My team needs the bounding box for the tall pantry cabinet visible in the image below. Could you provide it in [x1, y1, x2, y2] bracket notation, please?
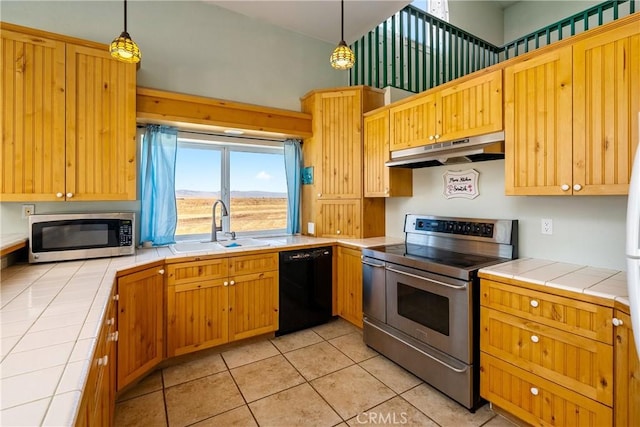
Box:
[0, 23, 137, 201]
[300, 86, 386, 238]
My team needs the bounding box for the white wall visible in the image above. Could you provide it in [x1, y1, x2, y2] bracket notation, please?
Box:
[1, 0, 345, 111]
[385, 160, 628, 271]
[448, 1, 505, 46]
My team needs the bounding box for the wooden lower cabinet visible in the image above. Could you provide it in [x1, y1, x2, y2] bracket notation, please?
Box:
[116, 265, 165, 391]
[166, 253, 279, 357]
[336, 246, 363, 328]
[76, 290, 117, 426]
[480, 277, 615, 426]
[614, 310, 640, 426]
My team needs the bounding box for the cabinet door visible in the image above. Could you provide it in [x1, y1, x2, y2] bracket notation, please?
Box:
[614, 311, 640, 426]
[166, 279, 229, 356]
[65, 44, 136, 201]
[336, 246, 363, 328]
[364, 109, 412, 197]
[504, 46, 573, 196]
[0, 29, 66, 201]
[389, 93, 437, 151]
[318, 89, 362, 199]
[228, 271, 279, 341]
[573, 21, 640, 195]
[117, 266, 164, 391]
[438, 69, 503, 142]
[317, 199, 362, 238]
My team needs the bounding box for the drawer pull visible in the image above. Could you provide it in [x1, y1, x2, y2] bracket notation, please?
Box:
[530, 335, 539, 343]
[530, 300, 539, 308]
[530, 387, 539, 396]
[230, 280, 235, 286]
[613, 317, 624, 327]
[113, 294, 119, 301]
[106, 317, 115, 326]
[158, 269, 165, 275]
[224, 281, 229, 287]
[98, 355, 109, 366]
[109, 331, 119, 342]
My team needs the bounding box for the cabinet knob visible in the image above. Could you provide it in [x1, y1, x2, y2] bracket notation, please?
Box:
[317, 193, 322, 198]
[158, 269, 165, 275]
[336, 230, 341, 234]
[66, 192, 73, 198]
[530, 300, 539, 308]
[230, 280, 235, 286]
[106, 317, 115, 326]
[112, 294, 119, 301]
[56, 192, 64, 198]
[530, 387, 539, 396]
[109, 331, 119, 342]
[385, 188, 389, 194]
[613, 318, 624, 327]
[434, 134, 440, 139]
[428, 135, 434, 141]
[530, 335, 539, 343]
[560, 184, 570, 191]
[573, 184, 582, 192]
[224, 281, 229, 287]
[98, 355, 109, 366]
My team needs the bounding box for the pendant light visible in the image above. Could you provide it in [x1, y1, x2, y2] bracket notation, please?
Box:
[110, 0, 141, 63]
[330, 0, 355, 70]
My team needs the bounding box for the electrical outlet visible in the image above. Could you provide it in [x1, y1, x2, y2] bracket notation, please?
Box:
[21, 204, 35, 219]
[541, 218, 553, 235]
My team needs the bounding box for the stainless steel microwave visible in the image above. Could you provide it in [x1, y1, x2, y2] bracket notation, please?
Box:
[29, 213, 135, 263]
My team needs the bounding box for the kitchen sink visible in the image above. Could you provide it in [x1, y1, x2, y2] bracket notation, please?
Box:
[169, 238, 271, 254]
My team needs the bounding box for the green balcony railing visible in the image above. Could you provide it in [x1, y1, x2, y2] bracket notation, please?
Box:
[351, 0, 637, 93]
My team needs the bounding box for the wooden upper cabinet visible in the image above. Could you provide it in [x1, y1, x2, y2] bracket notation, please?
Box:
[317, 199, 362, 238]
[317, 89, 363, 199]
[0, 29, 66, 201]
[389, 70, 502, 151]
[363, 109, 412, 197]
[573, 20, 640, 196]
[389, 93, 437, 151]
[0, 23, 136, 202]
[65, 44, 137, 201]
[438, 69, 503, 142]
[504, 47, 573, 196]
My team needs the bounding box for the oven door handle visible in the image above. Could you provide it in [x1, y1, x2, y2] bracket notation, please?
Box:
[385, 266, 467, 290]
[362, 260, 385, 268]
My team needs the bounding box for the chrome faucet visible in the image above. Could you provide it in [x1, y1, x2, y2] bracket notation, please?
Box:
[210, 199, 229, 242]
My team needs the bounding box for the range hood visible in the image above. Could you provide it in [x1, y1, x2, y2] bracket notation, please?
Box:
[386, 131, 505, 168]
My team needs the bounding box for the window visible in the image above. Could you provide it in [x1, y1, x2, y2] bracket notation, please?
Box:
[174, 132, 287, 240]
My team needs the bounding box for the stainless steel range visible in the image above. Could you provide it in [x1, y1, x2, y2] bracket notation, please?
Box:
[361, 214, 517, 411]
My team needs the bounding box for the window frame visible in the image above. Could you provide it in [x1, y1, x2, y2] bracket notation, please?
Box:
[174, 131, 287, 242]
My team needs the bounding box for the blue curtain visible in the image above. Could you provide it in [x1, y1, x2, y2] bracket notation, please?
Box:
[284, 139, 302, 234]
[140, 125, 178, 245]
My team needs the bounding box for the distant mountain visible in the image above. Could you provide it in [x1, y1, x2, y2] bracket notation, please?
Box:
[176, 189, 287, 198]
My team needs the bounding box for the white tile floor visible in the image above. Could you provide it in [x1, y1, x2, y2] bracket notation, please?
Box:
[114, 318, 515, 427]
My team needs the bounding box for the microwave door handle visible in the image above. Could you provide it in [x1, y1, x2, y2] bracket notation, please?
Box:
[385, 266, 467, 290]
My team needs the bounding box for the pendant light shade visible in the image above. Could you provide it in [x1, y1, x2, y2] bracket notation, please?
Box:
[330, 0, 355, 70]
[110, 0, 141, 63]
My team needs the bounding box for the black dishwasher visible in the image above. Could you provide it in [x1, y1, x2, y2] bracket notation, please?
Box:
[277, 246, 333, 336]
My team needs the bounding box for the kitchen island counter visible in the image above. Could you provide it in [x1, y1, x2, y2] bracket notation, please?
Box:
[0, 235, 401, 425]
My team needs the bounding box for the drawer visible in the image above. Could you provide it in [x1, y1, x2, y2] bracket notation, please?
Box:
[229, 253, 278, 276]
[480, 353, 612, 426]
[481, 308, 613, 406]
[480, 279, 613, 344]
[167, 259, 229, 286]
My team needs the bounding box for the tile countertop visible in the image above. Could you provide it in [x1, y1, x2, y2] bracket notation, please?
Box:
[479, 258, 629, 307]
[0, 235, 402, 426]
[0, 233, 28, 253]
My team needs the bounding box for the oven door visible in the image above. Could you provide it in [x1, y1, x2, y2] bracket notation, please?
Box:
[385, 262, 472, 363]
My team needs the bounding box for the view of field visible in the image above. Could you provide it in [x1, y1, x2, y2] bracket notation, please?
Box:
[176, 197, 287, 236]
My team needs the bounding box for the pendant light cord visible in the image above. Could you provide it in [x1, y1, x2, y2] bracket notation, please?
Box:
[341, 0, 344, 41]
[124, 0, 128, 33]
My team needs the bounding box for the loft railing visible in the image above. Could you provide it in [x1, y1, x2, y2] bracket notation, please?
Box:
[503, 0, 636, 58]
[351, 0, 637, 93]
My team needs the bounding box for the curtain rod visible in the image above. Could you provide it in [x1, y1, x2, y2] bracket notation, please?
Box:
[136, 125, 291, 143]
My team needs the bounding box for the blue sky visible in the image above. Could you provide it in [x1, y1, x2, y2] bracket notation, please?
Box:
[175, 146, 287, 193]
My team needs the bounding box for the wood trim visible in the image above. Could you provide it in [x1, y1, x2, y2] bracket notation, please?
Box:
[136, 87, 312, 138]
[0, 21, 109, 50]
[0, 241, 26, 257]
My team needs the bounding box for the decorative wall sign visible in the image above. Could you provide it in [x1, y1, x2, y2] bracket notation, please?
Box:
[443, 169, 479, 199]
[302, 166, 314, 185]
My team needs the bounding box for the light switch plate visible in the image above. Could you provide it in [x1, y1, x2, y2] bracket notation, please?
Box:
[308, 222, 315, 235]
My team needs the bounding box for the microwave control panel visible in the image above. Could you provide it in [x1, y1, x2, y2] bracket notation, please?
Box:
[119, 220, 133, 246]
